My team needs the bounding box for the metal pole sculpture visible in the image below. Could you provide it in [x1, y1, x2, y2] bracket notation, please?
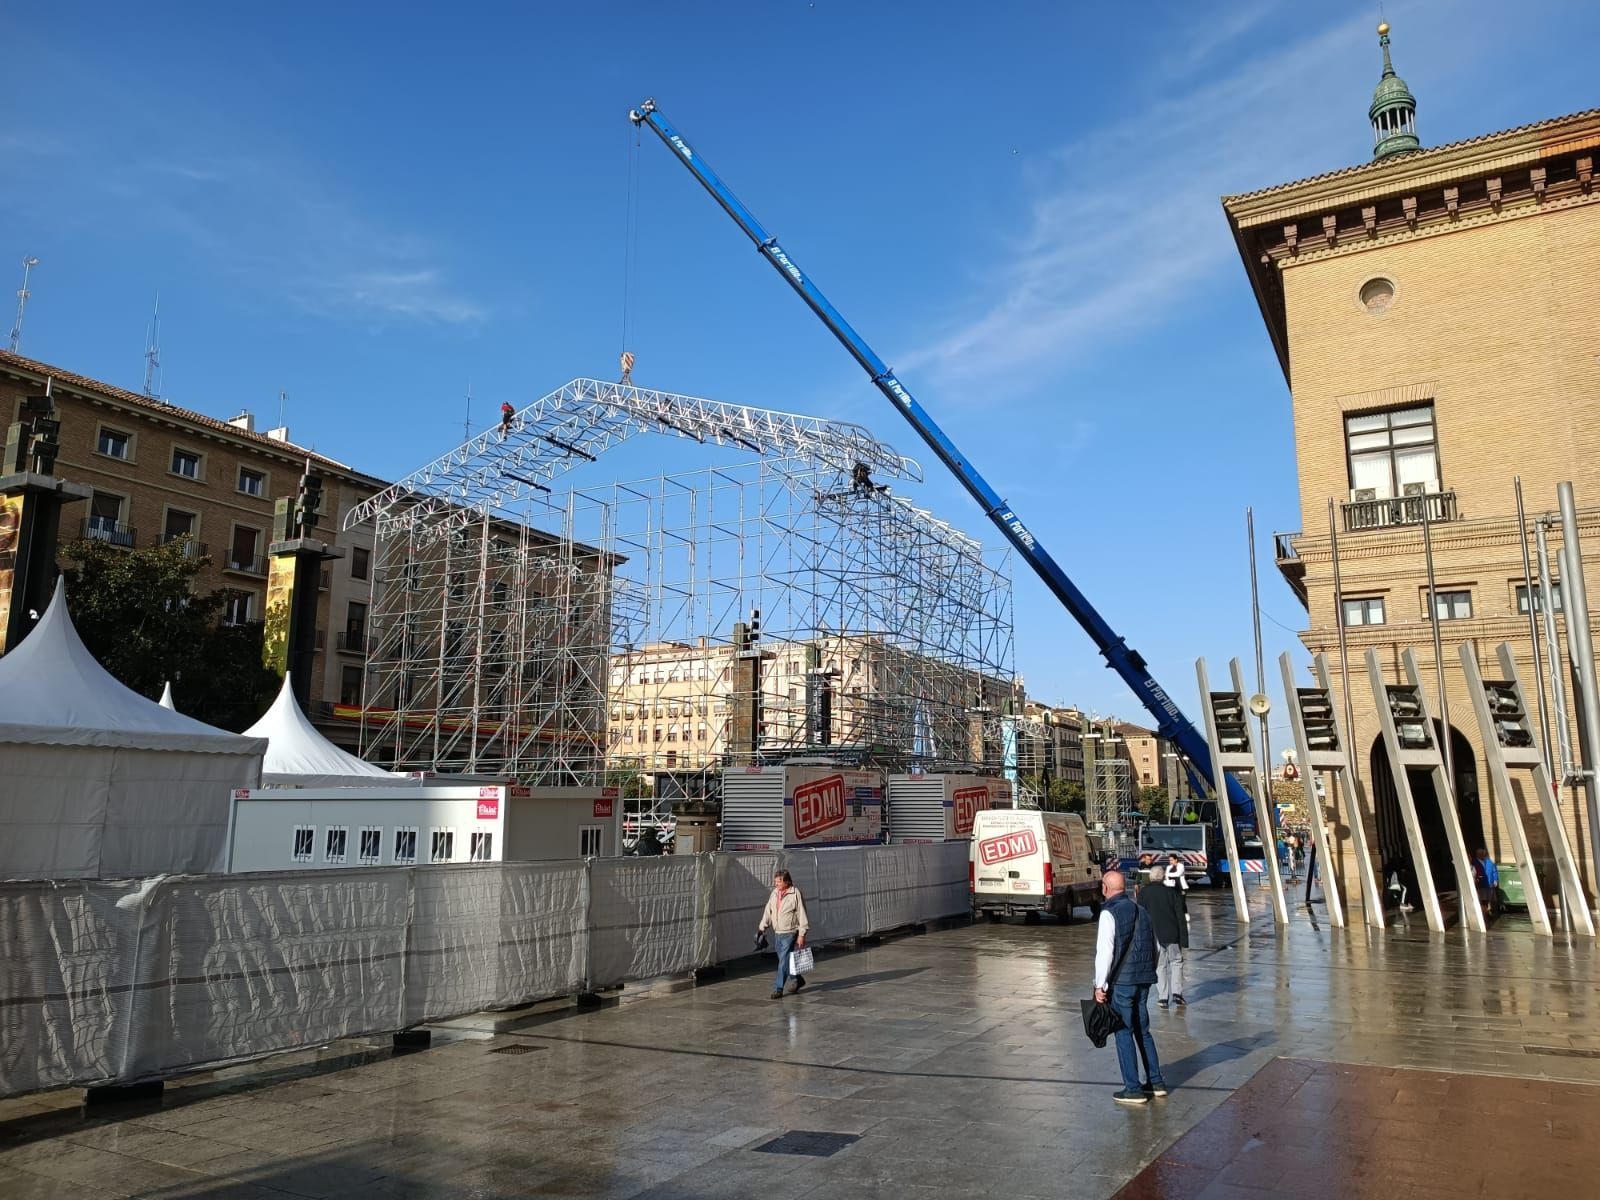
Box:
[1197, 657, 1253, 925]
[1366, 648, 1448, 932]
[1280, 653, 1348, 927]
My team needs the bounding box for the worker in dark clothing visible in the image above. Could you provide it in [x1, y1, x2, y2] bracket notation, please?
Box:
[1138, 867, 1189, 1009]
[500, 402, 515, 436]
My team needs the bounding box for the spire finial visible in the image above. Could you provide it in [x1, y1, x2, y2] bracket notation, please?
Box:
[1368, 20, 1419, 160]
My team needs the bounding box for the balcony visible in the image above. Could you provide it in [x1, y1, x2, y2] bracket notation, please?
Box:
[1342, 490, 1457, 533]
[159, 534, 208, 559]
[225, 553, 269, 577]
[83, 517, 136, 548]
[1273, 531, 1307, 607]
[337, 630, 368, 654]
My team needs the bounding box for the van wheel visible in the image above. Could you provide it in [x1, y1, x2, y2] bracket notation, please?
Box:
[1023, 910, 1041, 925]
[985, 911, 1003, 923]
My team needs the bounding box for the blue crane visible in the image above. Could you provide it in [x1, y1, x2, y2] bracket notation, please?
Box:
[630, 99, 1254, 821]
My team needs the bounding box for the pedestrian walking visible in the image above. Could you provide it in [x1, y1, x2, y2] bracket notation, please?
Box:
[756, 868, 809, 1000]
[1164, 852, 1189, 891]
[1093, 869, 1167, 1105]
[1473, 848, 1501, 919]
[1138, 867, 1188, 1010]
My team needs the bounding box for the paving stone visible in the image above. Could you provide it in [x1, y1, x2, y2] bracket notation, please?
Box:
[4, 893, 1600, 1199]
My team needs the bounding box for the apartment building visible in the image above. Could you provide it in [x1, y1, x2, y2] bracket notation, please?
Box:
[1015, 700, 1085, 789]
[0, 349, 383, 744]
[607, 634, 1019, 783]
[1223, 27, 1600, 900]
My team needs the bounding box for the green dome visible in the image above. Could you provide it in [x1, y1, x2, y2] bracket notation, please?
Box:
[1369, 24, 1419, 159]
[1370, 72, 1416, 115]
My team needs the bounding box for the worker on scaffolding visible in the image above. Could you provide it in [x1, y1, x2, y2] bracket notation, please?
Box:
[499, 402, 515, 438]
[850, 461, 887, 496]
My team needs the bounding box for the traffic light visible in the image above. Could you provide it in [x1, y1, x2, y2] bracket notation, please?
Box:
[27, 416, 59, 474]
[3, 394, 57, 475]
[296, 471, 324, 532]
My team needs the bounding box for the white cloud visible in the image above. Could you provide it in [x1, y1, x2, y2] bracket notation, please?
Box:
[318, 268, 486, 324]
[0, 110, 485, 328]
[903, 6, 1471, 385]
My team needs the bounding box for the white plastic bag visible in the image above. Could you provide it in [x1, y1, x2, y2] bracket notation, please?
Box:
[789, 946, 815, 975]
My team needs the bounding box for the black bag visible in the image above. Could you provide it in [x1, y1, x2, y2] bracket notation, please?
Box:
[1080, 907, 1135, 1047]
[1080, 997, 1123, 1047]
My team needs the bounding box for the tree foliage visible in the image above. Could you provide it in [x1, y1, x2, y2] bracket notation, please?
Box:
[1019, 775, 1086, 814]
[60, 538, 280, 732]
[1136, 785, 1171, 823]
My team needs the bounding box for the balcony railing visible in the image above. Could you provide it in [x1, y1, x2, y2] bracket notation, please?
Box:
[225, 553, 269, 576]
[159, 534, 208, 558]
[83, 518, 136, 548]
[1342, 490, 1457, 533]
[337, 630, 367, 653]
[1272, 530, 1308, 607]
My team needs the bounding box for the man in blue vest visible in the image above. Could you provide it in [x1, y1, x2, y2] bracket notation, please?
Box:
[1093, 869, 1168, 1105]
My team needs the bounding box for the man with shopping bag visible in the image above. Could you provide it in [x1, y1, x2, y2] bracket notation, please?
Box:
[757, 868, 810, 999]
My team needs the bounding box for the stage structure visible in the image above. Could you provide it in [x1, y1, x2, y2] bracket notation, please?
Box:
[345, 380, 1018, 823]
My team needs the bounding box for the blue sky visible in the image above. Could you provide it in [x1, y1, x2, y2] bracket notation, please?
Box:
[5, 0, 1597, 729]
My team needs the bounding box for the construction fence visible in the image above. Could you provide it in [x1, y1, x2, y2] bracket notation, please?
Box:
[0, 842, 968, 1100]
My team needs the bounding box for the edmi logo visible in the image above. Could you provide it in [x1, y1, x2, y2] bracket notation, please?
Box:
[977, 827, 1037, 866]
[1044, 821, 1074, 864]
[794, 774, 846, 840]
[952, 785, 989, 836]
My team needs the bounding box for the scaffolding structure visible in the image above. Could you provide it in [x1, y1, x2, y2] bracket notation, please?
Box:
[348, 379, 1017, 815]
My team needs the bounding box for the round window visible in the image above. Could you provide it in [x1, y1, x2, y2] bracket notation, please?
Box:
[1359, 277, 1396, 314]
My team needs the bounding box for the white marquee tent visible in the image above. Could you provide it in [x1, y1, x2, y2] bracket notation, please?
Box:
[0, 581, 266, 880]
[244, 674, 404, 788]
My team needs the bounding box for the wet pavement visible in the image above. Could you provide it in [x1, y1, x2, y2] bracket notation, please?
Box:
[2, 886, 1597, 1198]
[1111, 1056, 1599, 1200]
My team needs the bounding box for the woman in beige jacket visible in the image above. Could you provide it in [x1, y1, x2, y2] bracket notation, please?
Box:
[757, 868, 810, 999]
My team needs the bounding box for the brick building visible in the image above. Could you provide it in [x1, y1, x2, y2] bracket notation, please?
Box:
[1223, 26, 1600, 905]
[0, 349, 384, 746]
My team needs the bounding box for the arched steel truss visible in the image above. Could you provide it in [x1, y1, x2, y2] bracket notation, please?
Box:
[344, 377, 922, 536]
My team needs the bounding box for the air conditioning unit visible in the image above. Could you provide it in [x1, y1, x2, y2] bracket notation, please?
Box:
[1401, 480, 1438, 497]
[1350, 488, 1379, 503]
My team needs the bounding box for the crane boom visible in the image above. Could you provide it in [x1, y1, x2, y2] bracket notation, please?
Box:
[630, 99, 1254, 820]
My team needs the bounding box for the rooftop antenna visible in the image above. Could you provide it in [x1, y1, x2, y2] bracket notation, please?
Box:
[9, 256, 39, 353]
[278, 389, 287, 428]
[142, 293, 163, 400]
[464, 375, 473, 443]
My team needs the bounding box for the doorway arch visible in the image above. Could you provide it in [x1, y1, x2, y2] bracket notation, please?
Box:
[1369, 722, 1484, 897]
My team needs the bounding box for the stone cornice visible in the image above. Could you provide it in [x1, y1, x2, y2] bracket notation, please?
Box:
[1274, 186, 1599, 270]
[1222, 109, 1600, 224]
[1221, 108, 1600, 387]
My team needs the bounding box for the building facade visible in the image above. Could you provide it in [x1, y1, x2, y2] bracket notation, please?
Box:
[1016, 700, 1086, 792]
[0, 349, 384, 744]
[607, 635, 1020, 786]
[1223, 28, 1600, 903]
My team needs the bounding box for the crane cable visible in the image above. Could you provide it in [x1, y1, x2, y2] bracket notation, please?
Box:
[619, 121, 642, 385]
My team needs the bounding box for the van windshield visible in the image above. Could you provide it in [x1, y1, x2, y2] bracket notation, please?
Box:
[1140, 826, 1204, 852]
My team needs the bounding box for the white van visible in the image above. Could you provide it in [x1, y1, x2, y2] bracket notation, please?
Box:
[970, 809, 1103, 922]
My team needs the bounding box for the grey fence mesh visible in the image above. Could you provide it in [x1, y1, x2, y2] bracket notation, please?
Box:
[0, 843, 968, 1098]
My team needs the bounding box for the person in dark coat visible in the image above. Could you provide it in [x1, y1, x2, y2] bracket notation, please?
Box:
[1094, 870, 1167, 1105]
[1138, 866, 1189, 1009]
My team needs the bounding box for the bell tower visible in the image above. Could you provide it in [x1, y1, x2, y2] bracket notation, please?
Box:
[1369, 22, 1420, 160]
